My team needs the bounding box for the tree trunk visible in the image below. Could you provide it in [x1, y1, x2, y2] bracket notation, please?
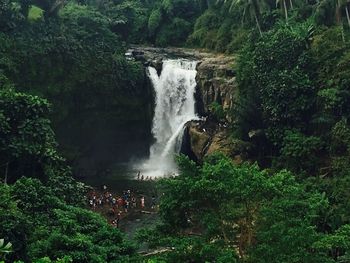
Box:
[254, 12, 263, 37]
[336, 0, 346, 42]
[289, 0, 294, 9]
[221, 224, 229, 244]
[238, 226, 244, 258]
[283, 0, 288, 22]
[4, 162, 8, 185]
[346, 5, 350, 28]
[245, 203, 254, 248]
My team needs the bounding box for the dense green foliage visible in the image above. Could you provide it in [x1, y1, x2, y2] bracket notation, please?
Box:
[2, 0, 350, 261]
[0, 0, 155, 175]
[138, 155, 350, 262]
[0, 2, 149, 259]
[124, 0, 350, 262]
[220, 4, 350, 262]
[0, 89, 60, 183]
[1, 178, 136, 262]
[0, 88, 137, 262]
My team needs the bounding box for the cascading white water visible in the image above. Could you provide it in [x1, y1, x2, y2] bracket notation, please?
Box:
[137, 59, 198, 178]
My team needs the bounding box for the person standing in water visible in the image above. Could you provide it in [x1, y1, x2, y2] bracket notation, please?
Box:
[151, 195, 156, 209]
[140, 196, 145, 209]
[116, 212, 121, 228]
[132, 196, 137, 208]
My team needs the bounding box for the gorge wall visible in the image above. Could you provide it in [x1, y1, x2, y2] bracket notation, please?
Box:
[195, 53, 236, 117]
[189, 52, 242, 162]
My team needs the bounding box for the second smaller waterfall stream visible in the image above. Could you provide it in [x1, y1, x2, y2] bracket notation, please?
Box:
[137, 59, 199, 178]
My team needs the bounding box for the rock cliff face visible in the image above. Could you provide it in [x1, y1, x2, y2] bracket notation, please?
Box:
[129, 47, 241, 162]
[128, 47, 237, 117]
[190, 53, 239, 161]
[195, 54, 236, 118]
[184, 120, 250, 163]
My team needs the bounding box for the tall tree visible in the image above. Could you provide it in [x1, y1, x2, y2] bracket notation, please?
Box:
[216, 0, 267, 36]
[276, 0, 289, 21]
[0, 89, 60, 183]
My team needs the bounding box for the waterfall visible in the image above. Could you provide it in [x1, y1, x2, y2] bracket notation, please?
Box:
[137, 59, 198, 178]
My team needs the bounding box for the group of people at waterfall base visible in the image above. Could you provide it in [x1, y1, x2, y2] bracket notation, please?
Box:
[87, 185, 157, 228]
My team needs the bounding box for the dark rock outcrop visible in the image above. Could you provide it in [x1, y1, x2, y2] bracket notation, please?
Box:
[185, 120, 250, 163]
[195, 54, 236, 120]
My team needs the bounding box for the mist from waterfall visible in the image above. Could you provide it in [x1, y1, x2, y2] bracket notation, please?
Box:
[137, 59, 198, 178]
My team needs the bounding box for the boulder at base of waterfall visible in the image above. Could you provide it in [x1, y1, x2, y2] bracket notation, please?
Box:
[186, 120, 252, 163]
[188, 123, 210, 161]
